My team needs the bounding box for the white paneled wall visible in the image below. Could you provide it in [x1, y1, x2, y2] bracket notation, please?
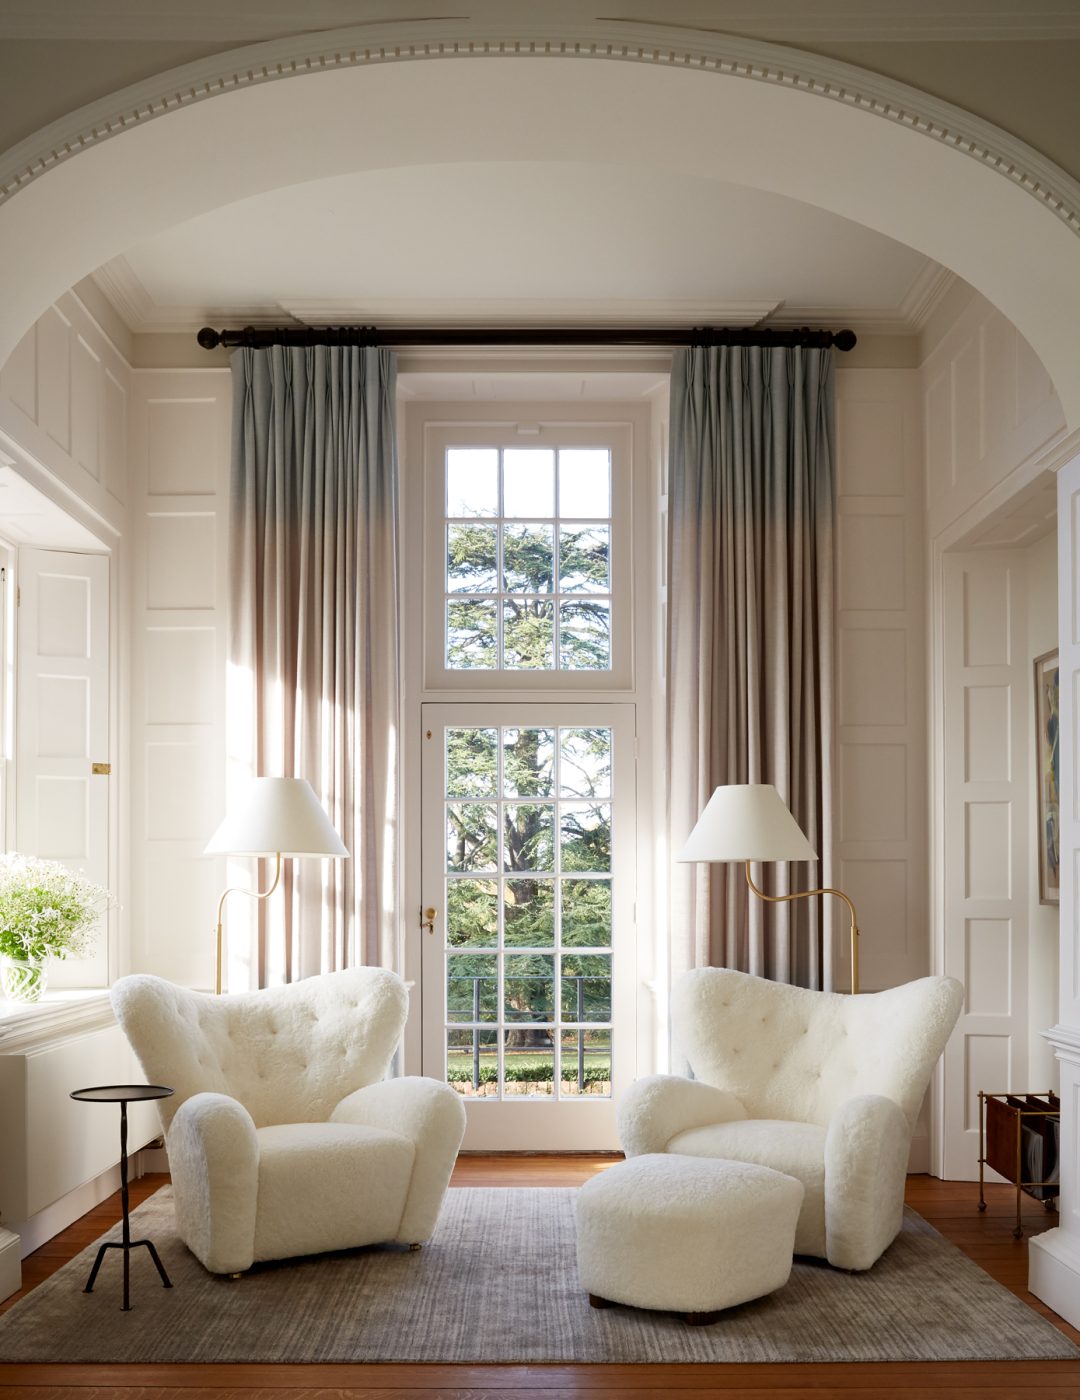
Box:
[926, 285, 1069, 1180]
[925, 290, 1066, 543]
[835, 370, 926, 994]
[0, 292, 129, 536]
[128, 371, 230, 989]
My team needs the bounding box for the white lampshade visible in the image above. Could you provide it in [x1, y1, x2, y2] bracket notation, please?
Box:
[678, 784, 817, 864]
[204, 777, 349, 858]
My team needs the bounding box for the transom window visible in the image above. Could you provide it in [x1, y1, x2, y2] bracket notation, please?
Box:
[444, 446, 613, 672]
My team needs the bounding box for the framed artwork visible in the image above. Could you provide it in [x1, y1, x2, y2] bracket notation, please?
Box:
[1034, 649, 1060, 906]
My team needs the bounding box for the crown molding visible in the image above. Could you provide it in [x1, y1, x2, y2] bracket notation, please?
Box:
[1, 18, 1079, 247]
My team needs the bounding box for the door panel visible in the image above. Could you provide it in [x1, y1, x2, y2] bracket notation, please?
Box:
[421, 702, 635, 1149]
[15, 547, 110, 988]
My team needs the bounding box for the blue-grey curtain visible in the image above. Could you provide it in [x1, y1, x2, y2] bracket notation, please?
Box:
[667, 345, 836, 990]
[230, 345, 399, 985]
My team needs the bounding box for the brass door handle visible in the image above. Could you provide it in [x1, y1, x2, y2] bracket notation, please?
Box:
[420, 906, 438, 935]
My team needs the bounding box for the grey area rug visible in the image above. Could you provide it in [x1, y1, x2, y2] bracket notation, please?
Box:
[0, 1187, 1076, 1364]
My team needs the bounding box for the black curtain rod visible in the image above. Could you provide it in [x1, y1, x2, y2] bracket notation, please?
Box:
[197, 324, 857, 352]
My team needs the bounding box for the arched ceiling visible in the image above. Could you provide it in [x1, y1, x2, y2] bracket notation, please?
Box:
[94, 162, 942, 336]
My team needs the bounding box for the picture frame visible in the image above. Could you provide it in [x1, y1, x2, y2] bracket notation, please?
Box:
[1034, 648, 1060, 906]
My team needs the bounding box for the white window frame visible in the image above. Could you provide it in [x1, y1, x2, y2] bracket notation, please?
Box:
[422, 420, 634, 691]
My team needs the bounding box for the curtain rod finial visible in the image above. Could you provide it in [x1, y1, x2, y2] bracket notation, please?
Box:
[197, 327, 222, 350]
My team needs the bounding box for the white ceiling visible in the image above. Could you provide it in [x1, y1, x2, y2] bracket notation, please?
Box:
[94, 162, 950, 336]
[2, 1, 1077, 42]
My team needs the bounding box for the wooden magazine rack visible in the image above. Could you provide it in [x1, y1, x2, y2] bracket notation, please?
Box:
[977, 1090, 1059, 1238]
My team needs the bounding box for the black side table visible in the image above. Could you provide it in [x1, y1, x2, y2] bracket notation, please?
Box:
[70, 1084, 174, 1311]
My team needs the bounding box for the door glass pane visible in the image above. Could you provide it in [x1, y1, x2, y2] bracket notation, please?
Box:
[560, 877, 611, 947]
[448, 1028, 498, 1097]
[560, 802, 612, 872]
[559, 727, 611, 798]
[504, 876, 555, 946]
[446, 878, 499, 948]
[503, 1029, 554, 1097]
[447, 953, 497, 1022]
[446, 728, 498, 798]
[559, 1027, 612, 1095]
[503, 803, 555, 871]
[561, 953, 612, 1021]
[447, 803, 498, 871]
[439, 723, 615, 1101]
[503, 728, 555, 797]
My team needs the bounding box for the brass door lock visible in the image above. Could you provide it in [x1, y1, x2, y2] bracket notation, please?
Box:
[420, 907, 438, 935]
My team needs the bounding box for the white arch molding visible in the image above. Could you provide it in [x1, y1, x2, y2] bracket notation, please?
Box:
[1, 19, 1080, 418]
[4, 18, 1080, 1326]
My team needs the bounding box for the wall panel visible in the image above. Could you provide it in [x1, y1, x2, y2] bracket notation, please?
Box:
[835, 370, 925, 995]
[128, 370, 229, 988]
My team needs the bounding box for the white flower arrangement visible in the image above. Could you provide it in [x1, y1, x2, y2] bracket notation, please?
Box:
[0, 854, 111, 963]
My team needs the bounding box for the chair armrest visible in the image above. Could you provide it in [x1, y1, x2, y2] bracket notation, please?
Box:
[331, 1076, 466, 1244]
[167, 1092, 259, 1274]
[616, 1074, 746, 1158]
[824, 1093, 912, 1271]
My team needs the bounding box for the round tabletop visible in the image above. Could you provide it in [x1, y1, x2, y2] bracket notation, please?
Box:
[70, 1084, 174, 1104]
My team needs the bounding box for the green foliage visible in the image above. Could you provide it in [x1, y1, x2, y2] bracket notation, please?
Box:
[446, 1055, 611, 1086]
[0, 855, 111, 962]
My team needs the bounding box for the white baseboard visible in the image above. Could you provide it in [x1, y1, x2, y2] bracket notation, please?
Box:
[6, 1157, 143, 1259]
[0, 1228, 20, 1303]
[137, 1145, 169, 1173]
[1029, 1227, 1080, 1330]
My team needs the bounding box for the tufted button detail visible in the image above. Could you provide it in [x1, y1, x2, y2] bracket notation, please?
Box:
[731, 1046, 740, 1054]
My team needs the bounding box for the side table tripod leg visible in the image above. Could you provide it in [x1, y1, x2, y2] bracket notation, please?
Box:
[143, 1239, 173, 1288]
[83, 1242, 109, 1294]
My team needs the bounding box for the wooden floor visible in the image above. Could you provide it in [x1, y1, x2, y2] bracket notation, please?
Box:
[1, 1157, 1078, 1398]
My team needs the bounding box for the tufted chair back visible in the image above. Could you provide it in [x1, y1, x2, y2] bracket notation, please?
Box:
[111, 968, 408, 1132]
[673, 968, 963, 1129]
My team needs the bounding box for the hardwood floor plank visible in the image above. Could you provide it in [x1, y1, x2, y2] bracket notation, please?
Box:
[0, 1161, 1076, 1398]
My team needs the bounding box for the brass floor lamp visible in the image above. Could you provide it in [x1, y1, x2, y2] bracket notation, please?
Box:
[204, 777, 349, 994]
[679, 783, 860, 994]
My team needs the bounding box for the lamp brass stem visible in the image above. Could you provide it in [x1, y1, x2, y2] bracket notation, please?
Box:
[214, 852, 283, 995]
[743, 861, 860, 994]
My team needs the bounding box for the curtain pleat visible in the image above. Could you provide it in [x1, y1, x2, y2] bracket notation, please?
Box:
[667, 345, 836, 991]
[229, 345, 399, 984]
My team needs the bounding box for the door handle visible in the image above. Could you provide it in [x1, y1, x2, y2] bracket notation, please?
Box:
[420, 906, 438, 935]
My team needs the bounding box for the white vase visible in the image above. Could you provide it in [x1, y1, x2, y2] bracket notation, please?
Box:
[1, 956, 48, 1004]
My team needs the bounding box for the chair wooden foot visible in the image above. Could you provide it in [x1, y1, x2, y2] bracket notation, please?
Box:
[229, 1272, 244, 1279]
[408, 1242, 422, 1252]
[685, 1309, 723, 1326]
[588, 1292, 612, 1309]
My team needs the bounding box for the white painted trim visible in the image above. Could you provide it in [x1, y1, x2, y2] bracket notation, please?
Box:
[0, 990, 113, 1052]
[1029, 1229, 1080, 1331]
[0, 1227, 19, 1303]
[1, 19, 1078, 244]
[6, 1158, 137, 1258]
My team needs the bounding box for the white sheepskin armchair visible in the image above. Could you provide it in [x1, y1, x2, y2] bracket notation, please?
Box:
[617, 969, 963, 1271]
[111, 968, 465, 1275]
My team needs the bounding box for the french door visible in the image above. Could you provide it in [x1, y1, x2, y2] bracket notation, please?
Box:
[420, 702, 636, 1149]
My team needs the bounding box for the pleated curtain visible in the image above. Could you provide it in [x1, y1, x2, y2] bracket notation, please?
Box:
[229, 345, 399, 984]
[667, 345, 837, 990]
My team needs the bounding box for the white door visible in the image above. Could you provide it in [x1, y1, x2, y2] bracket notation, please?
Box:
[421, 702, 636, 1149]
[939, 550, 1031, 1178]
[15, 547, 110, 988]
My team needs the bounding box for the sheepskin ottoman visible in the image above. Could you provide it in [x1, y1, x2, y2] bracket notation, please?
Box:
[575, 1153, 804, 1323]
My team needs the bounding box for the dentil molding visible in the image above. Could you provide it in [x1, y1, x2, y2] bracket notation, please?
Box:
[1, 18, 1079, 242]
